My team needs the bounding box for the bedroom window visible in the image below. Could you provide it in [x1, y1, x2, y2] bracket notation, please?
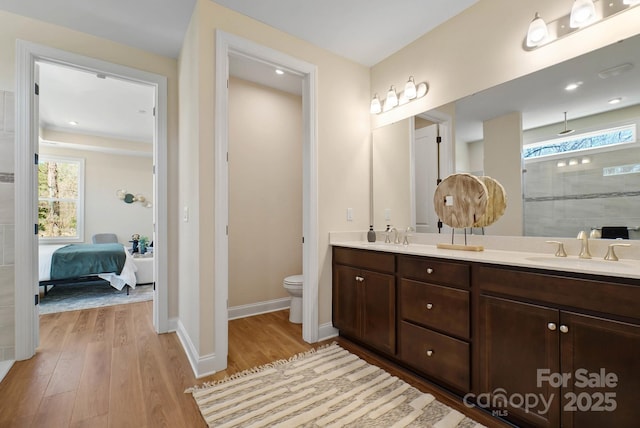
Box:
[38, 156, 85, 242]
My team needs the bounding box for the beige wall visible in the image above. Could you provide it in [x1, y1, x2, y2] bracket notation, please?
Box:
[39, 131, 153, 245]
[483, 112, 523, 236]
[0, 10, 180, 319]
[372, 119, 412, 232]
[178, 0, 371, 356]
[371, 0, 640, 129]
[228, 77, 302, 307]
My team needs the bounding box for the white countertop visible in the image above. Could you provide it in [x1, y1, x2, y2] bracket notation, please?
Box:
[330, 238, 640, 280]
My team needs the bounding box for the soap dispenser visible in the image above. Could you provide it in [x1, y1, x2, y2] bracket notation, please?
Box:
[367, 225, 376, 242]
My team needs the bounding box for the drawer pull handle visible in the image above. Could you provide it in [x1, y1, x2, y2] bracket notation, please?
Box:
[355, 276, 364, 282]
[547, 322, 556, 331]
[426, 303, 433, 310]
[560, 325, 569, 334]
[426, 268, 434, 274]
[426, 349, 434, 357]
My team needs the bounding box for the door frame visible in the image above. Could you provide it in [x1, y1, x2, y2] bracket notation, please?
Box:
[14, 40, 169, 360]
[214, 30, 319, 368]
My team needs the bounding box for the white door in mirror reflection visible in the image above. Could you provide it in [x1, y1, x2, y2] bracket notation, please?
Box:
[414, 123, 451, 234]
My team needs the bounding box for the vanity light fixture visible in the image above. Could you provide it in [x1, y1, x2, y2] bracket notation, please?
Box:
[526, 12, 548, 47]
[569, 159, 579, 166]
[570, 0, 597, 28]
[370, 94, 382, 114]
[524, 0, 639, 50]
[557, 161, 567, 167]
[581, 157, 591, 164]
[370, 77, 428, 115]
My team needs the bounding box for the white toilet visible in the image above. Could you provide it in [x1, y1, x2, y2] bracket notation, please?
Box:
[283, 274, 303, 324]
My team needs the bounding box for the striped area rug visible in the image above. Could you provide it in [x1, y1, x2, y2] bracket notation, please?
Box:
[187, 343, 485, 427]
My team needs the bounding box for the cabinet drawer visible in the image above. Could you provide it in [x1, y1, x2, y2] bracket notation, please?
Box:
[333, 247, 395, 273]
[398, 256, 469, 288]
[398, 321, 470, 392]
[399, 279, 469, 338]
[474, 265, 640, 321]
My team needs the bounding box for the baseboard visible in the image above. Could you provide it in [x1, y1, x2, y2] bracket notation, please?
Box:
[167, 316, 178, 332]
[0, 360, 15, 383]
[175, 319, 218, 379]
[318, 322, 339, 341]
[228, 297, 291, 320]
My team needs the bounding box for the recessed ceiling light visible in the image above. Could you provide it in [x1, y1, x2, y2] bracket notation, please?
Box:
[68, 121, 78, 126]
[275, 69, 284, 75]
[564, 81, 583, 91]
[608, 97, 622, 105]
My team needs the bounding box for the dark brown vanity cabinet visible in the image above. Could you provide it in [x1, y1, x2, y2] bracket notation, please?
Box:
[332, 247, 396, 355]
[397, 256, 471, 393]
[475, 265, 640, 428]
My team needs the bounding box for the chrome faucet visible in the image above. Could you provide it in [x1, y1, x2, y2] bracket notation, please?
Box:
[577, 230, 592, 259]
[384, 226, 397, 244]
[403, 226, 414, 245]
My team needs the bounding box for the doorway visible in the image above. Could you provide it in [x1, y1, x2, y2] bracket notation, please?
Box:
[227, 66, 304, 322]
[36, 60, 155, 314]
[213, 31, 319, 372]
[15, 41, 169, 360]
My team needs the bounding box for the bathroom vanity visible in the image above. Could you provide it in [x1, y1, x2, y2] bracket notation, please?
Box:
[331, 240, 640, 428]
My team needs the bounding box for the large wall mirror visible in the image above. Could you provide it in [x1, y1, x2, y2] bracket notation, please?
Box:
[373, 32, 640, 239]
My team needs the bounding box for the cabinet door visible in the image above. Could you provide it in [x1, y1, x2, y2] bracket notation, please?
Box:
[478, 295, 560, 428]
[361, 270, 396, 355]
[332, 264, 360, 339]
[560, 312, 640, 428]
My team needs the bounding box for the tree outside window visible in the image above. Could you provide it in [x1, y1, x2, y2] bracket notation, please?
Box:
[38, 156, 84, 241]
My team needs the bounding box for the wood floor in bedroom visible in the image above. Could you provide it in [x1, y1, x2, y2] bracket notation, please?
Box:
[0, 303, 505, 428]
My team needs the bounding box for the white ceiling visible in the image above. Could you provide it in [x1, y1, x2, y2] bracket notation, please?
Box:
[2, 0, 479, 141]
[454, 33, 640, 143]
[38, 62, 156, 143]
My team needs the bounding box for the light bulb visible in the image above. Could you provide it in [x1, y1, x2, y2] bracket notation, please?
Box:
[370, 94, 382, 114]
[404, 76, 417, 100]
[570, 0, 596, 28]
[526, 13, 548, 47]
[385, 86, 398, 110]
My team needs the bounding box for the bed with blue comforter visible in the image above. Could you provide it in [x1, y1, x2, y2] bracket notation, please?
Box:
[39, 243, 138, 291]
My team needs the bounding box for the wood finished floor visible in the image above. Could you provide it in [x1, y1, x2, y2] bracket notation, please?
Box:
[0, 302, 506, 428]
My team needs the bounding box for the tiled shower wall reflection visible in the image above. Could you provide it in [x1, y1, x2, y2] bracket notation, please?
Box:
[524, 146, 640, 239]
[0, 90, 15, 361]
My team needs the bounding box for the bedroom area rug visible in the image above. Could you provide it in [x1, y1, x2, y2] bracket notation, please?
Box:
[39, 281, 153, 314]
[187, 343, 485, 428]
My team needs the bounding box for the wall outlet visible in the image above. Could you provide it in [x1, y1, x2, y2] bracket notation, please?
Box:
[183, 206, 189, 222]
[347, 208, 353, 221]
[384, 208, 391, 221]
